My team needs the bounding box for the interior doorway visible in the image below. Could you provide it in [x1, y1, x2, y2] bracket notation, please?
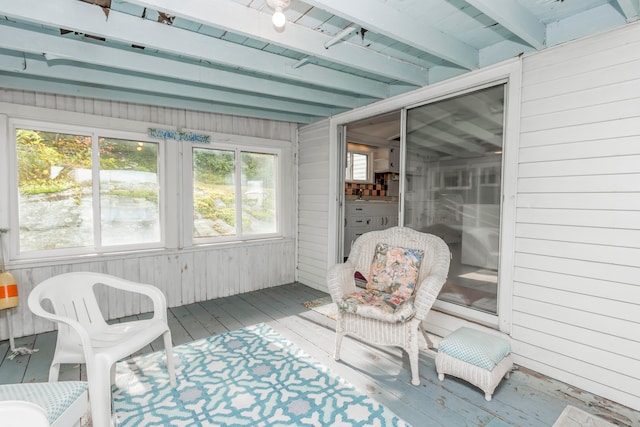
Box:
[342, 111, 401, 259]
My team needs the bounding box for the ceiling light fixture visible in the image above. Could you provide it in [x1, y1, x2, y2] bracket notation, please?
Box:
[267, 0, 290, 29]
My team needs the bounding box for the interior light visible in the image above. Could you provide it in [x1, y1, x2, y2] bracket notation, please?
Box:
[267, 0, 290, 30]
[272, 7, 286, 28]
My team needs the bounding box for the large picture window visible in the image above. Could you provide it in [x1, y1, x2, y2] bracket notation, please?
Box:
[14, 124, 161, 255]
[192, 146, 278, 239]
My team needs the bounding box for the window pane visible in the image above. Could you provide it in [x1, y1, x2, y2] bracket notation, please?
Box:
[99, 138, 160, 246]
[241, 152, 277, 235]
[352, 153, 368, 181]
[193, 148, 236, 237]
[16, 129, 93, 252]
[404, 84, 504, 315]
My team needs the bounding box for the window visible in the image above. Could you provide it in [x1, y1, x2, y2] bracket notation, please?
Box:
[404, 84, 505, 316]
[13, 123, 161, 255]
[192, 146, 278, 239]
[345, 146, 372, 183]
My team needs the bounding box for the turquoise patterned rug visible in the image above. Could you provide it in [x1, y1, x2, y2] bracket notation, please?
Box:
[113, 323, 409, 426]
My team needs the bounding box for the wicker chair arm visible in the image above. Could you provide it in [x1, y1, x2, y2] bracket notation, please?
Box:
[413, 241, 451, 320]
[326, 262, 357, 302]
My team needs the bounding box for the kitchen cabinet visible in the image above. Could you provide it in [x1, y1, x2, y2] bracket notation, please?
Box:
[373, 147, 400, 173]
[344, 201, 398, 257]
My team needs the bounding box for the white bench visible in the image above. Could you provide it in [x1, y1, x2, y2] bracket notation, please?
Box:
[435, 327, 513, 401]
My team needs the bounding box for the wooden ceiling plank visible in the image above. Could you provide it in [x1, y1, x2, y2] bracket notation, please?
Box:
[0, 0, 392, 99]
[0, 72, 318, 123]
[125, 0, 430, 85]
[615, 0, 640, 21]
[465, 0, 546, 50]
[303, 0, 479, 70]
[0, 25, 365, 109]
[0, 52, 339, 117]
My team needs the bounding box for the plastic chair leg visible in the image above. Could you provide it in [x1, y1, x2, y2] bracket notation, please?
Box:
[88, 362, 115, 427]
[48, 362, 61, 382]
[163, 331, 176, 387]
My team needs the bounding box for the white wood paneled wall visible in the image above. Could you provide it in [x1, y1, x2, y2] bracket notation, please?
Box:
[0, 89, 297, 340]
[297, 119, 331, 290]
[515, 22, 640, 410]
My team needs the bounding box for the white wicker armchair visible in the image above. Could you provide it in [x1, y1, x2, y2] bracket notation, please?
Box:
[327, 226, 450, 386]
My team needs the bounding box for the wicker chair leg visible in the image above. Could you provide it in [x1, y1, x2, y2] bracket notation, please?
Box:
[334, 317, 344, 360]
[409, 326, 420, 386]
[334, 333, 343, 360]
[419, 323, 433, 349]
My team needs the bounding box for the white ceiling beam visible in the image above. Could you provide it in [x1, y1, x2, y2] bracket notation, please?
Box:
[0, 72, 317, 123]
[0, 25, 365, 110]
[303, 0, 478, 70]
[0, 53, 337, 118]
[465, 0, 546, 50]
[615, 0, 640, 21]
[124, 0, 430, 86]
[0, 0, 392, 99]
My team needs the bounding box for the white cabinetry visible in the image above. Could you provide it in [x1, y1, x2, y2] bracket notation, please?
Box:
[344, 202, 398, 257]
[374, 147, 400, 173]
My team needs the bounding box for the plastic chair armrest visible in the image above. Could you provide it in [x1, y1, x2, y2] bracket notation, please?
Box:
[27, 294, 96, 360]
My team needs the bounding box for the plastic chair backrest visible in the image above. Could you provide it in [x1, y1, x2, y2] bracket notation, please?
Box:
[29, 272, 109, 336]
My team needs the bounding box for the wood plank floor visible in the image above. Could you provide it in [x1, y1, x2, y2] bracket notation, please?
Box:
[1, 283, 638, 427]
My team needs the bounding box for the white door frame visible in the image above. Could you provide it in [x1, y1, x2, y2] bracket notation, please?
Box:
[327, 57, 522, 334]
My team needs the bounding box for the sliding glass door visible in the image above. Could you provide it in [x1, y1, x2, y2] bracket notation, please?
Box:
[403, 84, 505, 316]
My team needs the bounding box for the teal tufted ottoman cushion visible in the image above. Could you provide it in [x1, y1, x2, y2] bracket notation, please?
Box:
[436, 327, 513, 401]
[0, 381, 88, 425]
[438, 327, 511, 370]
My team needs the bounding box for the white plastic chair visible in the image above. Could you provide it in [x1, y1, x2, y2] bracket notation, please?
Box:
[0, 401, 50, 427]
[28, 272, 176, 427]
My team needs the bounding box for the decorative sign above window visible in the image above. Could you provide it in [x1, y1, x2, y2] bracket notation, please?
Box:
[148, 128, 210, 143]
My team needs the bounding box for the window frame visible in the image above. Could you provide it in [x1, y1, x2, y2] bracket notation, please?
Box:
[345, 145, 374, 184]
[182, 132, 286, 246]
[7, 118, 166, 260]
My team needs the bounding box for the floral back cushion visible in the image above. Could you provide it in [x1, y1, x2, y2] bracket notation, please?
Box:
[366, 243, 424, 299]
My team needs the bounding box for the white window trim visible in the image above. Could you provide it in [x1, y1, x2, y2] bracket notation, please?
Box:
[7, 118, 167, 261]
[345, 149, 374, 184]
[181, 130, 290, 248]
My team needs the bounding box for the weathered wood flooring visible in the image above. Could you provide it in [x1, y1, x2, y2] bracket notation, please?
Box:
[1, 283, 638, 426]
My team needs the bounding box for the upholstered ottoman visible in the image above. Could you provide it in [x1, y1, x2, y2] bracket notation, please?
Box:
[435, 327, 513, 401]
[0, 381, 89, 427]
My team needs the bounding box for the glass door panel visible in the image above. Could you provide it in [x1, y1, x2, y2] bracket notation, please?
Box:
[403, 84, 505, 315]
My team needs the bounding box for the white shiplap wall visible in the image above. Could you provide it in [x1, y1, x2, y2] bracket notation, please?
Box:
[515, 22, 640, 410]
[0, 89, 297, 340]
[297, 119, 331, 290]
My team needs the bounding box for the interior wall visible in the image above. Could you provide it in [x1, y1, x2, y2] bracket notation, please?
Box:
[0, 89, 298, 340]
[296, 119, 331, 290]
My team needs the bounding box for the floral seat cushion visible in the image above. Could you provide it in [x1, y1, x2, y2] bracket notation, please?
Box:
[366, 243, 424, 299]
[338, 243, 425, 323]
[337, 289, 416, 322]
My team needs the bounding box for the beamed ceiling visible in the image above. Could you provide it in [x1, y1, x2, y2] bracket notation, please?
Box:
[0, 0, 637, 124]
